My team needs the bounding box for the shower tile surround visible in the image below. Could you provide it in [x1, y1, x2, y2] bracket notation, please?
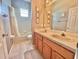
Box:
[11, 0, 32, 36]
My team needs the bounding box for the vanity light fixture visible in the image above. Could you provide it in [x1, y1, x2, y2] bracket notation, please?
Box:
[46, 0, 49, 4]
[44, 24, 46, 27]
[36, 18, 39, 24]
[36, 8, 39, 12]
[48, 20, 50, 24]
[48, 15, 50, 24]
[47, 11, 51, 24]
[48, 11, 51, 14]
[48, 11, 50, 17]
[48, 15, 50, 18]
[35, 7, 40, 24]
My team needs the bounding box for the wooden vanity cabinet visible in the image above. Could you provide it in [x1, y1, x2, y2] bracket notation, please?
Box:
[43, 37, 75, 59]
[43, 41, 51, 59]
[33, 32, 38, 48]
[34, 32, 75, 59]
[43, 37, 64, 59]
[34, 32, 43, 54]
[37, 38, 43, 54]
[52, 50, 64, 59]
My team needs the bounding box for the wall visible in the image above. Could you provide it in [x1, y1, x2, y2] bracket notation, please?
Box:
[32, 0, 45, 31]
[12, 0, 32, 36]
[2, 0, 11, 6]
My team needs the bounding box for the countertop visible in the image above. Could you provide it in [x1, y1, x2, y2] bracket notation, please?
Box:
[34, 29, 78, 53]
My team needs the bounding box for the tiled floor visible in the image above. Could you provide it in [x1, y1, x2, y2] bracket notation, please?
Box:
[24, 49, 43, 59]
[9, 38, 43, 59]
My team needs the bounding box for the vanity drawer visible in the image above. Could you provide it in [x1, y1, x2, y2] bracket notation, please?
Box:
[43, 37, 75, 59]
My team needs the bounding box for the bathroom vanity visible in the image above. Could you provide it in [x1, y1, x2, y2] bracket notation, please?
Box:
[33, 30, 77, 59]
[32, 0, 78, 59]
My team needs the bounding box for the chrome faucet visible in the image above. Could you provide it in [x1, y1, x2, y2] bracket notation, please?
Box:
[43, 24, 47, 32]
[61, 31, 65, 36]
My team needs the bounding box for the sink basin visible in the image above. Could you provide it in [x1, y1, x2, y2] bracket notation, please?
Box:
[51, 34, 75, 41]
[40, 30, 47, 33]
[51, 34, 65, 39]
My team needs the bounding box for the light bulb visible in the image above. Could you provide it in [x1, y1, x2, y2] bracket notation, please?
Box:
[37, 8, 39, 11]
[46, 0, 49, 4]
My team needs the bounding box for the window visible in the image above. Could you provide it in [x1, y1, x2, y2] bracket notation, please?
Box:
[20, 8, 28, 17]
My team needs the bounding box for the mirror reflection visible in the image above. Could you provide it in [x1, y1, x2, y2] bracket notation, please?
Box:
[51, 0, 77, 33]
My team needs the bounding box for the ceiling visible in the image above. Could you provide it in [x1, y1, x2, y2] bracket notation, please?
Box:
[11, 0, 31, 8]
[11, 0, 31, 4]
[24, 0, 31, 2]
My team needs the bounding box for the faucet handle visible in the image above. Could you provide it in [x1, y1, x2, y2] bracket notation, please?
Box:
[61, 33, 65, 36]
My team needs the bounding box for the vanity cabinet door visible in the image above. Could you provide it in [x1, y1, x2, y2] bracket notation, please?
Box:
[43, 42, 51, 59]
[52, 50, 64, 59]
[34, 32, 43, 53]
[35, 37, 38, 48]
[43, 37, 74, 59]
[37, 33, 43, 54]
[37, 38, 43, 54]
[34, 32, 38, 48]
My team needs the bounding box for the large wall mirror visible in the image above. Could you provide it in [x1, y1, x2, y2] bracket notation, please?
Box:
[50, 0, 78, 33]
[52, 9, 68, 31]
